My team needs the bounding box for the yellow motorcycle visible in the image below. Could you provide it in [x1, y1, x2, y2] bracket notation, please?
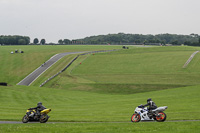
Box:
[22, 108, 51, 123]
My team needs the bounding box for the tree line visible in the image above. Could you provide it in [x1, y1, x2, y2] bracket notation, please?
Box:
[0, 35, 30, 45]
[1, 33, 200, 46]
[0, 36, 47, 45]
[73, 33, 200, 46]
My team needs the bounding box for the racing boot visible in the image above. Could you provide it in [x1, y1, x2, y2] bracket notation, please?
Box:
[29, 113, 34, 117]
[147, 110, 153, 118]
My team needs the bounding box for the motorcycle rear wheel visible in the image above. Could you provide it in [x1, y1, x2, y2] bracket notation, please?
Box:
[131, 113, 141, 122]
[22, 115, 29, 123]
[40, 114, 49, 123]
[155, 112, 167, 122]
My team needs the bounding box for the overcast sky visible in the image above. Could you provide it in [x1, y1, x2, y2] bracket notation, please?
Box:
[0, 0, 200, 43]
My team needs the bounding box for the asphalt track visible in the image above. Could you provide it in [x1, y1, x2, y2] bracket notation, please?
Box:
[0, 120, 200, 124]
[17, 51, 87, 86]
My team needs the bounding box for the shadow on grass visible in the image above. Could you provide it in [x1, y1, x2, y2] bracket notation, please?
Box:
[55, 83, 187, 95]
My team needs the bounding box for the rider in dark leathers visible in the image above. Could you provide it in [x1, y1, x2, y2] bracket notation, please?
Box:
[30, 102, 46, 116]
[143, 98, 157, 116]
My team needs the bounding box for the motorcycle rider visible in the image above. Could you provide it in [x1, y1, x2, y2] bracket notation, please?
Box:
[29, 102, 46, 117]
[143, 98, 157, 116]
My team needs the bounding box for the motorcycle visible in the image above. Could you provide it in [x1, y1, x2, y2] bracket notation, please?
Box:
[22, 108, 51, 123]
[131, 105, 168, 122]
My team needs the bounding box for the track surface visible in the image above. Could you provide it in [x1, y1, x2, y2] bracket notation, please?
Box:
[0, 120, 200, 124]
[17, 51, 86, 86]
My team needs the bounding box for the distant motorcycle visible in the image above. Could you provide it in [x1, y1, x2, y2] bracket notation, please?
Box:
[131, 105, 167, 122]
[22, 108, 51, 123]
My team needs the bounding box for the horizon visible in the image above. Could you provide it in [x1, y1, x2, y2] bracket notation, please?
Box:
[0, 0, 200, 43]
[1, 32, 198, 43]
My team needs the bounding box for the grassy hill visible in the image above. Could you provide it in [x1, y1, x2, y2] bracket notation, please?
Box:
[40, 46, 200, 94]
[71, 46, 200, 85]
[0, 84, 199, 132]
[0, 45, 200, 133]
[0, 45, 121, 85]
[0, 84, 199, 121]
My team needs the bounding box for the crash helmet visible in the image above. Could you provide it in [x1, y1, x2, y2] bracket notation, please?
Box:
[147, 98, 152, 103]
[37, 102, 42, 106]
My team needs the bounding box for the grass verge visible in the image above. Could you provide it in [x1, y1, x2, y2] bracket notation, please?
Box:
[0, 121, 200, 133]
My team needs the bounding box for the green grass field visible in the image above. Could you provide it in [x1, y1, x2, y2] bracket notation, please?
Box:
[0, 84, 200, 121]
[0, 84, 200, 132]
[42, 46, 200, 94]
[1, 122, 200, 133]
[0, 45, 200, 133]
[0, 45, 121, 85]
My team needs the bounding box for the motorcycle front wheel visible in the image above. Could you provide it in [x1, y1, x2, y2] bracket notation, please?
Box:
[131, 113, 141, 122]
[22, 115, 29, 123]
[155, 112, 167, 122]
[40, 114, 49, 123]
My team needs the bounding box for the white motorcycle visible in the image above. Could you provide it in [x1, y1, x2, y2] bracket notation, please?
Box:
[131, 105, 168, 122]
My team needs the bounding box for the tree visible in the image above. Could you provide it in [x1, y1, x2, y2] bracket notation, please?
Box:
[18, 39, 26, 45]
[58, 39, 63, 44]
[33, 38, 39, 44]
[0, 35, 29, 45]
[0, 37, 2, 45]
[171, 40, 179, 45]
[40, 39, 46, 45]
[184, 41, 191, 45]
[24, 37, 30, 45]
[63, 39, 71, 44]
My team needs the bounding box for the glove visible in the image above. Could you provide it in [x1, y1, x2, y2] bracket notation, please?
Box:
[138, 105, 144, 108]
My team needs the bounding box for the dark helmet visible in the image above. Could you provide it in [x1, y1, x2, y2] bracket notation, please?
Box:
[37, 102, 42, 106]
[147, 98, 152, 102]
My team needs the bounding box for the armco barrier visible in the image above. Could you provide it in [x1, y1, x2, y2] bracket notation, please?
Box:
[39, 55, 79, 87]
[40, 49, 120, 87]
[182, 51, 199, 68]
